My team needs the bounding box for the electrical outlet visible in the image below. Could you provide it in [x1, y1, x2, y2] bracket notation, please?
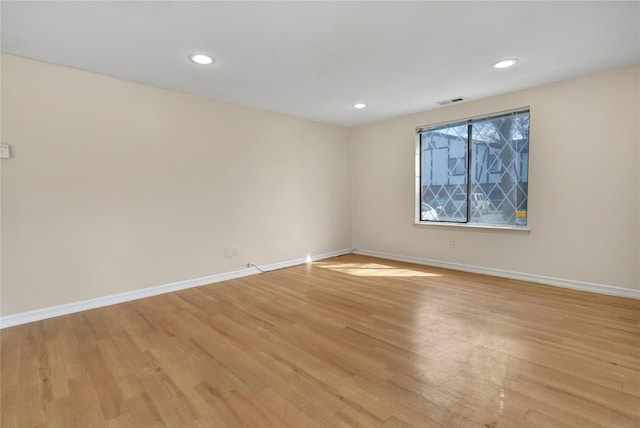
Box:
[224, 248, 233, 257]
[0, 144, 11, 159]
[449, 240, 456, 248]
[233, 248, 239, 257]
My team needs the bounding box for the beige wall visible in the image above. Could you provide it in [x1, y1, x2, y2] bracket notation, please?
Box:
[1, 54, 352, 316]
[351, 65, 640, 290]
[2, 55, 638, 318]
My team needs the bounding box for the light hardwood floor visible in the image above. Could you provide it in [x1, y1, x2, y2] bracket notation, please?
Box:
[1, 254, 639, 427]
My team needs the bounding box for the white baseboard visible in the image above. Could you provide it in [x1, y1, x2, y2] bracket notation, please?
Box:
[353, 249, 640, 300]
[0, 248, 353, 329]
[5, 247, 634, 328]
[255, 248, 352, 271]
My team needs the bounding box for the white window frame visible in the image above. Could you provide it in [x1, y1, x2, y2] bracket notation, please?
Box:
[414, 108, 531, 231]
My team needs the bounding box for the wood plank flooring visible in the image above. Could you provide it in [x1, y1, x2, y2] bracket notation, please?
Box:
[1, 254, 639, 427]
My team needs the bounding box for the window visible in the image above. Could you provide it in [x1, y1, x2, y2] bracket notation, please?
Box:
[417, 108, 530, 227]
[448, 157, 466, 175]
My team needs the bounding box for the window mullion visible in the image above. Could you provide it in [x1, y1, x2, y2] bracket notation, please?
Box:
[466, 123, 472, 223]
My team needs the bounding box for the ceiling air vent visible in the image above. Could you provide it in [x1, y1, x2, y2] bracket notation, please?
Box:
[437, 96, 466, 106]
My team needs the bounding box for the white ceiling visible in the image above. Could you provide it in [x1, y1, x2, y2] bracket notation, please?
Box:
[2, 1, 639, 127]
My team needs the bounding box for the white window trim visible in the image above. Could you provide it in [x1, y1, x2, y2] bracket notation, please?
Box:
[413, 219, 531, 232]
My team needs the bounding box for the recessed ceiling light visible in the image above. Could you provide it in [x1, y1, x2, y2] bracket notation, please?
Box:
[353, 103, 367, 109]
[492, 59, 518, 69]
[190, 54, 214, 65]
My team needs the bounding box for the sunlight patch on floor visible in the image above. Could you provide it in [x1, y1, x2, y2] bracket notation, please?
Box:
[314, 262, 441, 277]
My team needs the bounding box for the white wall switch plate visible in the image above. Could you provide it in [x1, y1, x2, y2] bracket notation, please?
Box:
[0, 144, 10, 159]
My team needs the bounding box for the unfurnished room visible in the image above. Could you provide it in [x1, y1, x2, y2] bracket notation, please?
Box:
[0, 1, 639, 427]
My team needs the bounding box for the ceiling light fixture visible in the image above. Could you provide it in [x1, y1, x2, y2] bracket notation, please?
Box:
[353, 103, 367, 109]
[190, 54, 214, 65]
[492, 59, 518, 69]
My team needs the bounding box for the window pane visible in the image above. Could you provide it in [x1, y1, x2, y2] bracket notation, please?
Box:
[420, 124, 468, 222]
[470, 112, 529, 226]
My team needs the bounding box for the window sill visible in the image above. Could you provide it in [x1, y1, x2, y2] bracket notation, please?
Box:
[413, 221, 531, 232]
